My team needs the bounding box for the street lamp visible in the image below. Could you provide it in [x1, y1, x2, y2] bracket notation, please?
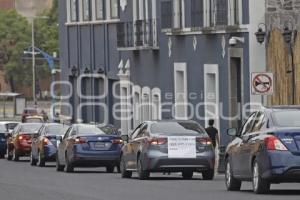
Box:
[255, 23, 267, 44]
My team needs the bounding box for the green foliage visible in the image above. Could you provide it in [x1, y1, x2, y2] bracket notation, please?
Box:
[0, 10, 31, 87]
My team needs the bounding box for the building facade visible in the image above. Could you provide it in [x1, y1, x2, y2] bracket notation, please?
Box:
[59, 0, 266, 145]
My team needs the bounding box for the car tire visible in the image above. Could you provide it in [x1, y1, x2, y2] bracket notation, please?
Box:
[182, 170, 194, 180]
[202, 169, 214, 180]
[65, 153, 74, 173]
[252, 160, 270, 194]
[56, 154, 65, 172]
[37, 151, 46, 167]
[120, 155, 132, 179]
[7, 148, 12, 161]
[137, 156, 150, 180]
[30, 152, 37, 166]
[225, 158, 241, 191]
[12, 148, 19, 161]
[0, 154, 4, 159]
[106, 165, 115, 173]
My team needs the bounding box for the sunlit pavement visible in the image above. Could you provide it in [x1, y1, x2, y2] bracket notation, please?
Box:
[0, 158, 299, 200]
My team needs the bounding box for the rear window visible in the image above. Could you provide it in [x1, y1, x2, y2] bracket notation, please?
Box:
[150, 122, 206, 135]
[46, 124, 69, 135]
[272, 110, 300, 127]
[25, 118, 43, 123]
[98, 126, 120, 135]
[6, 123, 18, 130]
[25, 109, 38, 114]
[0, 125, 7, 133]
[77, 125, 106, 135]
[20, 124, 42, 133]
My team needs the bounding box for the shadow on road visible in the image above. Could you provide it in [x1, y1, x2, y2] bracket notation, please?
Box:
[239, 190, 300, 196]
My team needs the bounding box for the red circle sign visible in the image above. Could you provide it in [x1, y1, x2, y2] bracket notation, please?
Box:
[252, 74, 272, 94]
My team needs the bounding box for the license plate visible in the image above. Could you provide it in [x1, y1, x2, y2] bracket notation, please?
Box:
[94, 142, 105, 148]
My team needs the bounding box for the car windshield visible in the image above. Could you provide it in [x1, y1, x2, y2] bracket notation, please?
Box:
[77, 125, 106, 135]
[20, 124, 42, 133]
[150, 122, 206, 135]
[272, 110, 300, 127]
[46, 124, 69, 135]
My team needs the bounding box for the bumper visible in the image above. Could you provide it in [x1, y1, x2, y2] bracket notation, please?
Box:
[142, 150, 215, 172]
[71, 151, 121, 167]
[261, 151, 300, 182]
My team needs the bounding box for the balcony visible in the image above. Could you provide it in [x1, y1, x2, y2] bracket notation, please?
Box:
[117, 19, 159, 51]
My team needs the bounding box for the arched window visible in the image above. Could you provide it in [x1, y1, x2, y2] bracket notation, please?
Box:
[152, 88, 161, 120]
[132, 85, 142, 128]
[141, 87, 151, 122]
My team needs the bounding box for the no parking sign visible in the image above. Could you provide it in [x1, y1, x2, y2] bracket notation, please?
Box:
[251, 72, 274, 95]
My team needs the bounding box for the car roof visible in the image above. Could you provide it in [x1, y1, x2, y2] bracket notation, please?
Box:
[146, 120, 198, 123]
[264, 105, 300, 112]
[0, 121, 19, 124]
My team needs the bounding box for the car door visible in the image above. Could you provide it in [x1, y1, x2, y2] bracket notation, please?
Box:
[58, 127, 72, 165]
[131, 123, 149, 168]
[124, 124, 143, 169]
[31, 126, 43, 158]
[241, 111, 267, 177]
[231, 112, 257, 176]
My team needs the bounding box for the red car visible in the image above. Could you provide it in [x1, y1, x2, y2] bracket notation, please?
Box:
[7, 123, 43, 161]
[21, 108, 39, 123]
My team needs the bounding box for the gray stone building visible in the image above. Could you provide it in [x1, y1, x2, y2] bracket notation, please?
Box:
[58, 0, 266, 145]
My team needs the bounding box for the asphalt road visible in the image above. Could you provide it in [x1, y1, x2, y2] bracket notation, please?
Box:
[0, 158, 300, 200]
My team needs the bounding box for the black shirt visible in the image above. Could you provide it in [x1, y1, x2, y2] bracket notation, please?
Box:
[205, 126, 218, 147]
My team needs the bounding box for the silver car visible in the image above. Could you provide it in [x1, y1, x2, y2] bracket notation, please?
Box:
[120, 120, 215, 180]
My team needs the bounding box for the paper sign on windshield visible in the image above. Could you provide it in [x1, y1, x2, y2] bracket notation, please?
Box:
[168, 137, 196, 158]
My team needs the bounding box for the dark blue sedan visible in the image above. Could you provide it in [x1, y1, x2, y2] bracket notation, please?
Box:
[0, 122, 19, 158]
[31, 123, 69, 167]
[56, 124, 123, 173]
[225, 106, 300, 194]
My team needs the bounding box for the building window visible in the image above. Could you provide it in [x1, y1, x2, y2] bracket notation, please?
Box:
[82, 0, 91, 21]
[161, 1, 172, 29]
[95, 0, 105, 20]
[152, 88, 161, 120]
[110, 0, 119, 19]
[191, 0, 204, 28]
[173, 0, 184, 29]
[70, 0, 78, 22]
[142, 87, 151, 122]
[174, 63, 188, 120]
[229, 0, 240, 25]
[215, 0, 228, 25]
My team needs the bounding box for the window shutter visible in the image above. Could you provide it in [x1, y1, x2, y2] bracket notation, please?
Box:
[216, 0, 228, 25]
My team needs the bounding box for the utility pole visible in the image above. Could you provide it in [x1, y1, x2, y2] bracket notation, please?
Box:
[32, 21, 37, 106]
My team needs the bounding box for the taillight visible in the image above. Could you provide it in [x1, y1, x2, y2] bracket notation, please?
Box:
[265, 136, 288, 151]
[112, 139, 124, 144]
[43, 138, 53, 146]
[149, 138, 167, 145]
[75, 137, 87, 144]
[18, 134, 30, 141]
[196, 137, 212, 146]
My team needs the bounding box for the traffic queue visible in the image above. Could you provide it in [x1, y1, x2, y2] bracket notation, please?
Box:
[0, 106, 300, 194]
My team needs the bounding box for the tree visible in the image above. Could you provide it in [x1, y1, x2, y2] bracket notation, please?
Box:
[0, 10, 31, 90]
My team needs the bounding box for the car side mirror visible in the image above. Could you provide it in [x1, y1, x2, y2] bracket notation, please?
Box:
[121, 135, 129, 143]
[227, 128, 238, 137]
[56, 136, 63, 142]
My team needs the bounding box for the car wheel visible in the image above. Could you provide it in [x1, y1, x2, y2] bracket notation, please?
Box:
[12, 148, 19, 161]
[202, 169, 214, 180]
[106, 165, 114, 173]
[225, 159, 241, 191]
[7, 148, 12, 161]
[0, 154, 4, 159]
[30, 152, 37, 166]
[37, 151, 46, 167]
[137, 156, 150, 180]
[56, 154, 65, 172]
[252, 160, 270, 194]
[65, 153, 74, 173]
[120, 155, 132, 178]
[182, 170, 193, 180]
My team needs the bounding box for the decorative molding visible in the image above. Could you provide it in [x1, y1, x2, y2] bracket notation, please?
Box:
[120, 0, 127, 11]
[168, 37, 172, 58]
[222, 36, 226, 58]
[193, 36, 197, 51]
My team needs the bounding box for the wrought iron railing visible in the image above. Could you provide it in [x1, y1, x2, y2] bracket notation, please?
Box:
[117, 19, 157, 49]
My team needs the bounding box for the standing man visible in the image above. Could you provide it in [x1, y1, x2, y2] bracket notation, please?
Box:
[205, 119, 219, 148]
